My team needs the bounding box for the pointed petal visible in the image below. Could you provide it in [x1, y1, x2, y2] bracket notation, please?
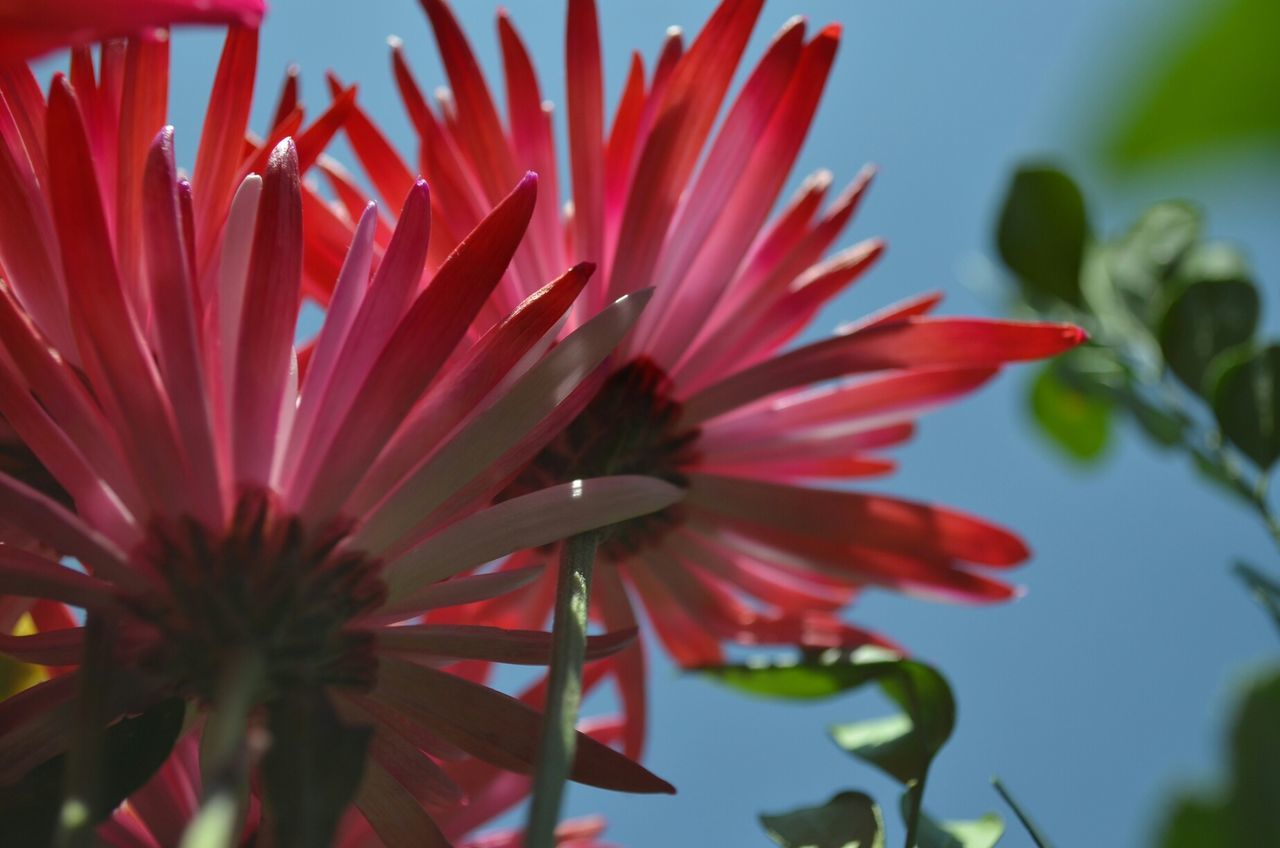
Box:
[381, 476, 682, 609]
[374, 658, 674, 793]
[352, 288, 650, 555]
[232, 140, 301, 488]
[683, 318, 1086, 425]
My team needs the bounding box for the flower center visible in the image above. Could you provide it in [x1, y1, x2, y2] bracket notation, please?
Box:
[121, 491, 385, 701]
[504, 357, 698, 558]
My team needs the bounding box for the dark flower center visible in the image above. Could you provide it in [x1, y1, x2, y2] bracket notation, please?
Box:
[120, 490, 385, 702]
[504, 357, 699, 558]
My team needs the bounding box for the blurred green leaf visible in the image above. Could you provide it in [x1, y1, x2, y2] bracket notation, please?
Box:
[910, 800, 1004, 848]
[1158, 796, 1228, 848]
[1029, 362, 1111, 461]
[1229, 669, 1280, 842]
[697, 647, 905, 700]
[1211, 344, 1280, 469]
[1108, 203, 1200, 318]
[1158, 246, 1259, 394]
[760, 791, 886, 848]
[996, 166, 1090, 305]
[830, 715, 919, 785]
[1103, 0, 1280, 170]
[1190, 450, 1255, 505]
[1156, 669, 1280, 846]
[1235, 562, 1280, 635]
[262, 689, 372, 848]
[0, 697, 185, 845]
[1129, 396, 1189, 448]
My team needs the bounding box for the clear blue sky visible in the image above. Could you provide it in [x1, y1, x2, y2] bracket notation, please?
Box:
[153, 1, 1278, 844]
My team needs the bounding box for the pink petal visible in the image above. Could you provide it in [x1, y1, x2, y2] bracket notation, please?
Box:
[375, 624, 636, 665]
[687, 472, 1030, 567]
[46, 77, 193, 515]
[355, 759, 452, 848]
[143, 127, 223, 526]
[682, 317, 1086, 425]
[349, 262, 589, 516]
[351, 287, 650, 556]
[566, 0, 605, 275]
[365, 566, 544, 625]
[192, 27, 258, 270]
[0, 2, 264, 62]
[605, 0, 765, 304]
[373, 657, 675, 793]
[292, 174, 538, 524]
[115, 36, 170, 307]
[0, 472, 142, 590]
[418, 0, 520, 203]
[232, 139, 301, 488]
[379, 476, 682, 610]
[0, 543, 114, 608]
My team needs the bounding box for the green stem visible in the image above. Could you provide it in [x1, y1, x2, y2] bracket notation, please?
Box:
[180, 652, 264, 848]
[55, 614, 111, 848]
[992, 777, 1055, 848]
[526, 532, 600, 848]
[903, 777, 926, 848]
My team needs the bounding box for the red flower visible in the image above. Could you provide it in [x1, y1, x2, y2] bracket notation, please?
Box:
[316, 0, 1085, 758]
[0, 30, 675, 845]
[0, 0, 265, 62]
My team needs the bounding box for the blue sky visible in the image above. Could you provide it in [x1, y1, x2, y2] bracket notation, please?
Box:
[151, 1, 1280, 844]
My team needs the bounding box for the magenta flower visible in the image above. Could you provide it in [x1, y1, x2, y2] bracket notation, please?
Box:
[316, 0, 1084, 757]
[0, 0, 265, 61]
[0, 31, 676, 845]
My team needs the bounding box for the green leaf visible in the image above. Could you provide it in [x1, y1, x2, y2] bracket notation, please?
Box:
[702, 648, 956, 784]
[1102, 0, 1280, 170]
[1158, 248, 1259, 395]
[262, 689, 372, 848]
[0, 697, 185, 846]
[1155, 669, 1280, 846]
[1189, 450, 1255, 505]
[1228, 669, 1280, 843]
[760, 791, 886, 848]
[1107, 203, 1200, 316]
[996, 166, 1090, 305]
[1128, 395, 1189, 449]
[909, 799, 1004, 848]
[1029, 362, 1111, 461]
[1211, 344, 1280, 469]
[830, 715, 919, 786]
[1157, 796, 1228, 848]
[1235, 562, 1280, 636]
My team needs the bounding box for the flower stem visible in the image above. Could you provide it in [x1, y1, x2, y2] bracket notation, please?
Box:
[527, 531, 600, 848]
[55, 614, 111, 848]
[180, 652, 264, 848]
[902, 777, 926, 848]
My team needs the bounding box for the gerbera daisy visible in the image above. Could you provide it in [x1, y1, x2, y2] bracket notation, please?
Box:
[318, 0, 1084, 757]
[0, 22, 351, 661]
[0, 34, 676, 848]
[0, 0, 264, 62]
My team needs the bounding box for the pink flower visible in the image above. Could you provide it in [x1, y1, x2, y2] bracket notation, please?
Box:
[0, 0, 265, 62]
[0, 30, 675, 844]
[318, 0, 1085, 756]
